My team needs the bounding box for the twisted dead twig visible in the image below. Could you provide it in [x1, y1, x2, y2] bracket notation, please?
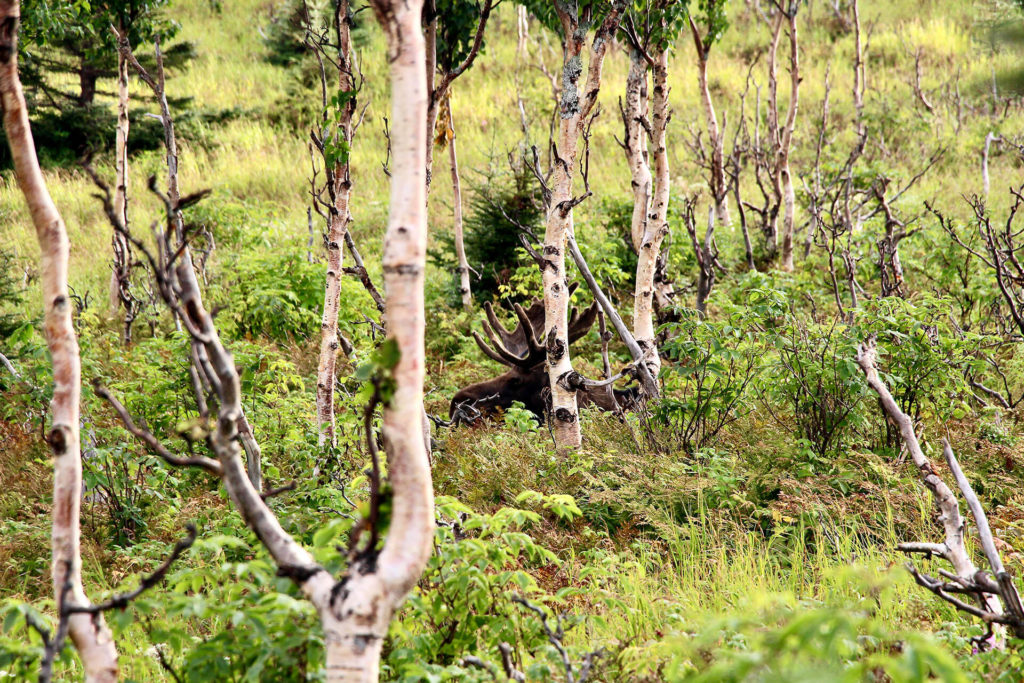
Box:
[93, 383, 223, 476]
[67, 526, 197, 615]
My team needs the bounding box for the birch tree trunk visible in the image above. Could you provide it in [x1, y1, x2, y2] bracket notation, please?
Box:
[423, 0, 439, 191]
[621, 49, 651, 253]
[764, 13, 783, 258]
[329, 0, 435, 676]
[689, 17, 731, 229]
[169, 6, 431, 677]
[0, 4, 119, 679]
[545, 4, 623, 449]
[448, 102, 472, 310]
[316, 0, 355, 447]
[778, 9, 799, 272]
[633, 48, 670, 380]
[110, 41, 131, 326]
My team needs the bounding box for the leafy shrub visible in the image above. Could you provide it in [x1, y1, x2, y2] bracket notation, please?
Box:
[853, 295, 972, 430]
[221, 248, 324, 341]
[752, 288, 869, 460]
[504, 401, 540, 433]
[388, 495, 568, 677]
[648, 309, 761, 454]
[424, 304, 475, 362]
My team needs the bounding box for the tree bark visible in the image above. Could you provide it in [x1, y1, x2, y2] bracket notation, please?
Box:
[857, 339, 1004, 638]
[621, 49, 651, 253]
[331, 0, 435, 677]
[316, 0, 355, 448]
[170, 3, 433, 669]
[0, 4, 119, 679]
[689, 17, 731, 230]
[543, 4, 623, 449]
[778, 8, 799, 272]
[448, 101, 472, 310]
[633, 48, 670, 380]
[110, 42, 132, 333]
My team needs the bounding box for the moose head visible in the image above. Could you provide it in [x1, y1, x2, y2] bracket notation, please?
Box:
[450, 290, 638, 425]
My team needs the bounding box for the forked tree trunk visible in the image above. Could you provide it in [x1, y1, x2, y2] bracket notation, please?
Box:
[110, 42, 131, 329]
[633, 49, 670, 380]
[544, 4, 623, 449]
[0, 4, 119, 679]
[448, 102, 472, 310]
[316, 0, 355, 448]
[330, 0, 434, 676]
[689, 17, 731, 230]
[621, 49, 651, 253]
[856, 340, 1005, 642]
[167, 4, 431, 679]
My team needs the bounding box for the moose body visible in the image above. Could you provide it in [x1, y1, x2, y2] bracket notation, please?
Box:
[449, 295, 638, 425]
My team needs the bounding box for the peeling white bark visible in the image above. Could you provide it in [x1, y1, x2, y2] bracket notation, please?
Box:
[316, 0, 355, 448]
[689, 17, 731, 230]
[621, 50, 651, 253]
[110, 43, 131, 320]
[448, 103, 472, 310]
[633, 49, 670, 380]
[546, 4, 624, 449]
[0, 4, 119, 679]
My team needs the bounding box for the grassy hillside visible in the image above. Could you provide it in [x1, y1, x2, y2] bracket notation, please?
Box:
[2, 0, 1024, 680]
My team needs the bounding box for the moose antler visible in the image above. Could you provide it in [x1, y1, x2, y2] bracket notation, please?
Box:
[472, 299, 546, 368]
[472, 285, 599, 370]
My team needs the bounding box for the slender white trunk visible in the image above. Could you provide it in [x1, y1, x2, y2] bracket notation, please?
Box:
[544, 5, 622, 449]
[449, 103, 471, 310]
[110, 45, 130, 318]
[689, 18, 731, 230]
[316, 0, 355, 448]
[633, 49, 670, 380]
[0, 5, 119, 679]
[328, 1, 435, 677]
[545, 117, 581, 447]
[764, 14, 783, 257]
[778, 10, 799, 272]
[517, 5, 529, 58]
[622, 50, 651, 253]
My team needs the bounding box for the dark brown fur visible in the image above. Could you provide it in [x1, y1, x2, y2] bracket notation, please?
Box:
[450, 293, 638, 425]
